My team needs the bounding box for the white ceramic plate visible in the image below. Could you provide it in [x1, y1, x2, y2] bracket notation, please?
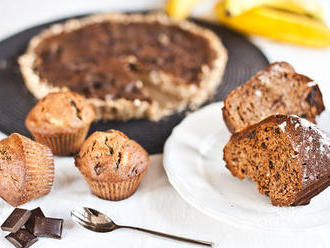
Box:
[164, 102, 330, 232]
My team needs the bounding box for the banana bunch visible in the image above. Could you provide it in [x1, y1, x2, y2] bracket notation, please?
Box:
[166, 0, 330, 47]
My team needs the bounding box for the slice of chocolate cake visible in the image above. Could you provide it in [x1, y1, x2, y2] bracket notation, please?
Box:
[223, 114, 330, 206]
[222, 62, 325, 133]
[19, 12, 227, 121]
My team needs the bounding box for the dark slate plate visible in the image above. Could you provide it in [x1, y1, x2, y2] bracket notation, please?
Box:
[0, 13, 268, 154]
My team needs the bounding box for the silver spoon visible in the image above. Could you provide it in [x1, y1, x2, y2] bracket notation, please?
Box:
[71, 207, 214, 247]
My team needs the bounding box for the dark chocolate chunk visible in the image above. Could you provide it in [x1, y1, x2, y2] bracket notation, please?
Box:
[25, 208, 45, 234]
[246, 130, 256, 139]
[33, 217, 63, 239]
[5, 229, 38, 248]
[1, 208, 31, 233]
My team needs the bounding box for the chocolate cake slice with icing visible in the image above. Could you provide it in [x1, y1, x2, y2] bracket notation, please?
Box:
[19, 12, 227, 121]
[223, 114, 330, 206]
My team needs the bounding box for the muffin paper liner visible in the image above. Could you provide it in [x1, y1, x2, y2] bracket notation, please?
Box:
[31, 125, 90, 156]
[84, 171, 146, 201]
[18, 136, 55, 206]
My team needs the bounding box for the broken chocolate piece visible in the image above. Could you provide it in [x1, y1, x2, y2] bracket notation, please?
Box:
[25, 208, 45, 234]
[33, 217, 63, 239]
[1, 208, 31, 233]
[5, 229, 38, 248]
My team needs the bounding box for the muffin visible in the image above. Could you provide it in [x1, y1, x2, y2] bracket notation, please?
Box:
[26, 91, 95, 156]
[0, 133, 54, 206]
[224, 115, 330, 206]
[75, 130, 149, 201]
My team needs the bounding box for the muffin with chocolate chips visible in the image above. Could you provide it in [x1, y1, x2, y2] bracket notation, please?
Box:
[25, 91, 95, 156]
[75, 129, 149, 201]
[0, 133, 54, 206]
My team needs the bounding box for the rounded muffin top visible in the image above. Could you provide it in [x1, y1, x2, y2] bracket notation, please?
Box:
[26, 91, 95, 134]
[75, 130, 149, 182]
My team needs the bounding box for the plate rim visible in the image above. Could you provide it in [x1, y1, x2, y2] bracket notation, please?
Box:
[163, 102, 330, 232]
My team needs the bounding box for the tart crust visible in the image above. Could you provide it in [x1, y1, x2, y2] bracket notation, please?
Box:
[19, 12, 227, 121]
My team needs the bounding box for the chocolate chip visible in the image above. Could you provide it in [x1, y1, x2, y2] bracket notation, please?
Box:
[269, 161, 274, 169]
[69, 100, 82, 120]
[115, 152, 122, 170]
[94, 163, 103, 176]
[247, 130, 256, 139]
[127, 63, 137, 72]
[104, 137, 114, 155]
[261, 142, 267, 149]
[275, 128, 280, 134]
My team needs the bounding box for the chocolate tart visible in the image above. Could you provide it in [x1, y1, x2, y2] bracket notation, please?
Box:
[18, 12, 227, 121]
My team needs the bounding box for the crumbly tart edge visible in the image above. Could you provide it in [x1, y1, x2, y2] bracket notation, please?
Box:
[18, 12, 227, 121]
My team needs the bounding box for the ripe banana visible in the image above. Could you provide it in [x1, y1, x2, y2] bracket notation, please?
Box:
[224, 0, 324, 20]
[215, 1, 330, 47]
[166, 0, 204, 19]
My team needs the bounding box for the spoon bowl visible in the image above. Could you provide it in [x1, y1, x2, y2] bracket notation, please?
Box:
[71, 207, 117, 233]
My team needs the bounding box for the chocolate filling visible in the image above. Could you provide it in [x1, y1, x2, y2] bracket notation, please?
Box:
[33, 21, 216, 101]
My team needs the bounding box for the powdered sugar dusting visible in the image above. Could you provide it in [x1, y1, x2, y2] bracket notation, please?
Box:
[255, 90, 262, 97]
[290, 115, 330, 184]
[307, 81, 317, 87]
[258, 74, 271, 85]
[278, 121, 287, 132]
[271, 63, 284, 72]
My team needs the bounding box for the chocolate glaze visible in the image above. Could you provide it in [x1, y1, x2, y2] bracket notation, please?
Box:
[33, 21, 215, 100]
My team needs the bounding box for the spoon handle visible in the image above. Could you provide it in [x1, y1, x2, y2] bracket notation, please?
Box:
[119, 225, 214, 247]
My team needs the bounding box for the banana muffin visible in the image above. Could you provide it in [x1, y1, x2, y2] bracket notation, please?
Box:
[26, 91, 95, 156]
[0, 133, 54, 206]
[75, 129, 149, 201]
[224, 115, 330, 206]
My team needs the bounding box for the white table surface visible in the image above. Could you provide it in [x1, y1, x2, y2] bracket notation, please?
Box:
[0, 1, 330, 247]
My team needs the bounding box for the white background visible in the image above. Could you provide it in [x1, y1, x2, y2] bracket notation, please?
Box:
[0, 1, 330, 247]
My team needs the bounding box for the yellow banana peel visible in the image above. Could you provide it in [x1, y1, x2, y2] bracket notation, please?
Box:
[166, 0, 204, 19]
[224, 0, 324, 20]
[215, 2, 330, 47]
